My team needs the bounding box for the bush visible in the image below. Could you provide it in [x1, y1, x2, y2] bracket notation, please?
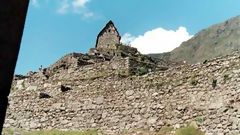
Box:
[175, 126, 204, 135]
[195, 117, 204, 124]
[136, 66, 148, 76]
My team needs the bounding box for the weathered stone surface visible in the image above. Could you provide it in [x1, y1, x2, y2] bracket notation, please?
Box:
[148, 117, 158, 125]
[26, 86, 38, 91]
[6, 22, 240, 135]
[95, 21, 120, 56]
[95, 96, 104, 105]
[125, 90, 134, 96]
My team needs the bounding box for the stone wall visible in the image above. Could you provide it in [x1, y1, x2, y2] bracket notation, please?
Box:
[96, 25, 120, 53]
[5, 52, 240, 135]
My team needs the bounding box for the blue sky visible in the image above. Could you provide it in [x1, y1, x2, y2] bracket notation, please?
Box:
[16, 0, 240, 74]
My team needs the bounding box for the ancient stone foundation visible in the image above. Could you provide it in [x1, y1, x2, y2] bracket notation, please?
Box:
[5, 51, 240, 135]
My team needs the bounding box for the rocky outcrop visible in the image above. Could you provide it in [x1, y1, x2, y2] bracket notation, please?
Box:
[5, 51, 240, 135]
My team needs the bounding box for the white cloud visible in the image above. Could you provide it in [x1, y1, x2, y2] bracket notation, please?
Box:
[57, 0, 70, 14]
[32, 0, 95, 19]
[70, 0, 94, 18]
[121, 27, 193, 54]
[57, 0, 95, 19]
[72, 0, 90, 8]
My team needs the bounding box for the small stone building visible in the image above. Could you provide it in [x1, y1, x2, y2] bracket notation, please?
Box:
[95, 20, 121, 55]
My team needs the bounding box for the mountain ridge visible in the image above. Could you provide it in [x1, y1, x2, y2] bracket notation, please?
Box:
[150, 15, 240, 63]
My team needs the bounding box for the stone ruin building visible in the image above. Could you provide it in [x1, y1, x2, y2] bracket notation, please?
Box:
[89, 20, 129, 57]
[41, 21, 168, 78]
[89, 21, 144, 59]
[95, 20, 121, 55]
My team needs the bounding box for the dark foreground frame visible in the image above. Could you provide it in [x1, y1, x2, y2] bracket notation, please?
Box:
[0, 0, 29, 133]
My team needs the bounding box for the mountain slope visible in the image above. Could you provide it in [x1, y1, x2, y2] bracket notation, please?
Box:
[151, 15, 240, 63]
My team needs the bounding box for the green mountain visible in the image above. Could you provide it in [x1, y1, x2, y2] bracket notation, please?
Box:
[150, 15, 240, 64]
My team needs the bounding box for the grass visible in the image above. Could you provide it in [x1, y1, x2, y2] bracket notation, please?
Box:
[3, 129, 99, 135]
[157, 126, 173, 135]
[3, 125, 204, 135]
[175, 126, 204, 135]
[119, 125, 204, 135]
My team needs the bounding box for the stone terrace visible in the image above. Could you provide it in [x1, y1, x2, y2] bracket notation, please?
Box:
[4, 51, 240, 135]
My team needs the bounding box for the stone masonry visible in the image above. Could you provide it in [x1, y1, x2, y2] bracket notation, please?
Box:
[94, 20, 121, 56]
[5, 20, 240, 135]
[4, 51, 240, 135]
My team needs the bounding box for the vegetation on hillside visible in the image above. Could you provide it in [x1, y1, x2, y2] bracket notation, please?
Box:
[3, 125, 205, 135]
[3, 129, 98, 135]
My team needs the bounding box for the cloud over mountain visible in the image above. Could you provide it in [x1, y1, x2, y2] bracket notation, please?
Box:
[122, 27, 193, 54]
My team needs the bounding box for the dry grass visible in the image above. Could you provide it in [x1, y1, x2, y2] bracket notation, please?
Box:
[3, 129, 98, 135]
[3, 125, 204, 135]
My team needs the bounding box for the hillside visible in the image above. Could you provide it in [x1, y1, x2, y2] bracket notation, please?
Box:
[150, 15, 240, 63]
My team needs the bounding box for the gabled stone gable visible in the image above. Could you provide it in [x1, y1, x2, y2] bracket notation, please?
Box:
[95, 21, 121, 53]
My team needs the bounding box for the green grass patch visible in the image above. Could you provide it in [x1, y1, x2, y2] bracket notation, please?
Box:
[136, 66, 149, 76]
[157, 126, 173, 135]
[3, 126, 205, 135]
[3, 129, 99, 135]
[175, 126, 204, 135]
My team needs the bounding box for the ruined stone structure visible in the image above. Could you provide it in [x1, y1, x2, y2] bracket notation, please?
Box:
[3, 20, 172, 134]
[5, 51, 240, 135]
[89, 21, 128, 57]
[94, 20, 121, 56]
[41, 21, 164, 78]
[5, 16, 240, 135]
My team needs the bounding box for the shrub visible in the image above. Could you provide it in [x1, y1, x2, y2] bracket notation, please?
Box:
[136, 66, 148, 76]
[175, 126, 204, 135]
[195, 117, 204, 124]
